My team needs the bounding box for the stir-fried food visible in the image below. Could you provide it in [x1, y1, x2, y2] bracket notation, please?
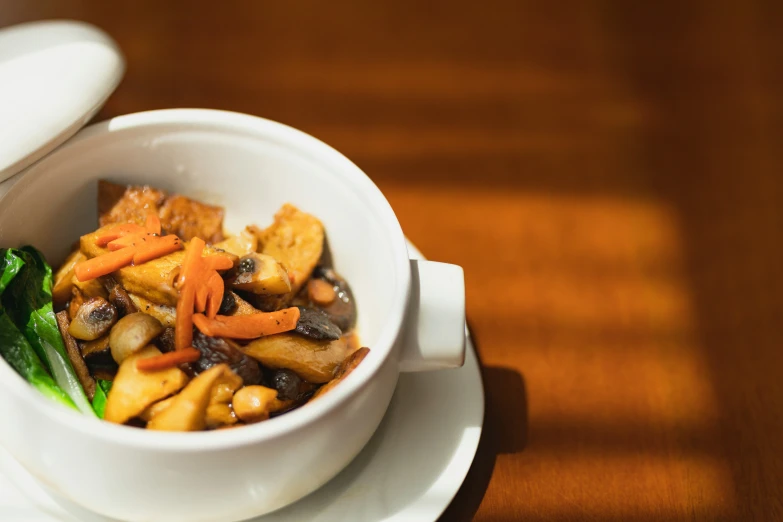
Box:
[0, 181, 366, 431]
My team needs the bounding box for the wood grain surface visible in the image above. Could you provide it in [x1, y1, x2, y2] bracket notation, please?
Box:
[3, 1, 783, 520]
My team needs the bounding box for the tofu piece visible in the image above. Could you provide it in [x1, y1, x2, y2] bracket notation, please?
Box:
[98, 180, 225, 243]
[98, 181, 166, 228]
[158, 194, 225, 244]
[256, 204, 324, 299]
[80, 226, 237, 307]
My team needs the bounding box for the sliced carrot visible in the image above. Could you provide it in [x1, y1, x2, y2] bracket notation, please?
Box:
[74, 248, 135, 282]
[145, 213, 162, 235]
[205, 271, 224, 319]
[136, 347, 201, 372]
[106, 234, 140, 250]
[96, 223, 146, 246]
[307, 278, 337, 306]
[175, 283, 196, 352]
[204, 254, 234, 272]
[133, 234, 182, 264]
[194, 281, 209, 314]
[192, 307, 300, 339]
[178, 237, 207, 287]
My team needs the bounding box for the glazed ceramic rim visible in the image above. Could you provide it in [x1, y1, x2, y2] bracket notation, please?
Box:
[0, 108, 412, 451]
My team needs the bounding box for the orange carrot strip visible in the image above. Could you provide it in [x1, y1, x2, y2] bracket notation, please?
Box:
[175, 287, 195, 352]
[192, 307, 300, 339]
[204, 255, 234, 272]
[133, 235, 182, 264]
[178, 237, 206, 287]
[96, 223, 146, 246]
[205, 271, 225, 319]
[136, 347, 201, 372]
[194, 280, 209, 314]
[106, 234, 141, 251]
[145, 213, 162, 235]
[174, 238, 206, 351]
[74, 249, 135, 282]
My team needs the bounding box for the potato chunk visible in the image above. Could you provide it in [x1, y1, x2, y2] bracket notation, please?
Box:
[239, 333, 349, 383]
[104, 345, 189, 425]
[147, 364, 232, 432]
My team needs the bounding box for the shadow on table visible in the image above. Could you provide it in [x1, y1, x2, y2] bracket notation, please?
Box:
[438, 325, 528, 522]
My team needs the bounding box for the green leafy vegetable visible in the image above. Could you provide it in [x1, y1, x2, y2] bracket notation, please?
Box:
[2, 247, 94, 415]
[92, 379, 113, 418]
[0, 249, 76, 409]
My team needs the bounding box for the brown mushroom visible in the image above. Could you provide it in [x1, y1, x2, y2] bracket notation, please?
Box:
[68, 297, 118, 341]
[127, 294, 176, 327]
[227, 253, 291, 295]
[102, 277, 138, 317]
[109, 313, 164, 364]
[310, 347, 370, 400]
[213, 228, 258, 257]
[80, 335, 118, 378]
[239, 333, 349, 383]
[55, 311, 96, 399]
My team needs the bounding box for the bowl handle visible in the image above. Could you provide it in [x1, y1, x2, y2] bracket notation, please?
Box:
[399, 259, 466, 372]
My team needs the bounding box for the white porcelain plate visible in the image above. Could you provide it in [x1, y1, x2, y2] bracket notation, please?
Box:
[0, 244, 484, 522]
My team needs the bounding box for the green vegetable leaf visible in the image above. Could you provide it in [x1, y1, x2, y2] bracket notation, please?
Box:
[0, 249, 76, 410]
[3, 247, 95, 416]
[92, 379, 113, 418]
[0, 249, 25, 295]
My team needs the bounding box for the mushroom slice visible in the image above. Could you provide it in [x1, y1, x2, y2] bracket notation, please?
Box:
[80, 335, 118, 377]
[128, 294, 176, 328]
[213, 228, 258, 257]
[68, 297, 118, 341]
[103, 277, 138, 317]
[227, 253, 291, 295]
[55, 311, 96, 400]
[109, 312, 164, 364]
[294, 307, 342, 341]
[311, 347, 370, 400]
[147, 364, 232, 432]
[309, 267, 357, 332]
[227, 292, 260, 316]
[104, 345, 189, 425]
[239, 333, 349, 383]
[192, 331, 262, 385]
[269, 368, 317, 401]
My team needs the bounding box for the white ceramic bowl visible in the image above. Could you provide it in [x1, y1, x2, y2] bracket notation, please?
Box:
[0, 109, 465, 522]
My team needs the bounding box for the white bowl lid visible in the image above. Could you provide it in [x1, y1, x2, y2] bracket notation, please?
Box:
[0, 20, 124, 183]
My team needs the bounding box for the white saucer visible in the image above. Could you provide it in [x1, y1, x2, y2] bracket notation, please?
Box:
[0, 246, 484, 522]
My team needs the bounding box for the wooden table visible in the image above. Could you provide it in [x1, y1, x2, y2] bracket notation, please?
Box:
[4, 1, 783, 520]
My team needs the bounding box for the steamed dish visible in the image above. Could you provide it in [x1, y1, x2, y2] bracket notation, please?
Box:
[0, 180, 368, 431]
